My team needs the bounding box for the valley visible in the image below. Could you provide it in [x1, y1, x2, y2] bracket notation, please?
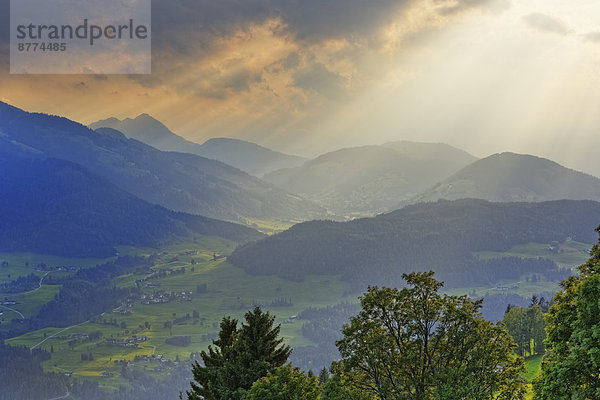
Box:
[1, 232, 590, 394]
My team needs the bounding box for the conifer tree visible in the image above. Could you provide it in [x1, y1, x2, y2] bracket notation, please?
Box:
[184, 307, 291, 400]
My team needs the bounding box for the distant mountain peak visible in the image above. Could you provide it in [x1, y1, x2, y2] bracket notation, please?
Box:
[90, 115, 307, 176]
[409, 151, 600, 205]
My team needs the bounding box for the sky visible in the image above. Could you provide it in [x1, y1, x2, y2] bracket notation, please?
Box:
[1, 0, 600, 175]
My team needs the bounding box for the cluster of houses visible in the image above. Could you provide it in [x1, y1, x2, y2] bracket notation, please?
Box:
[495, 284, 519, 291]
[134, 354, 166, 363]
[105, 335, 149, 348]
[140, 291, 193, 305]
[69, 332, 89, 340]
[34, 265, 78, 273]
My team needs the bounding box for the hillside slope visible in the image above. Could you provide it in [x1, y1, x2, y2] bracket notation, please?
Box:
[0, 139, 263, 257]
[411, 152, 600, 204]
[263, 143, 477, 215]
[229, 199, 600, 288]
[1, 102, 324, 224]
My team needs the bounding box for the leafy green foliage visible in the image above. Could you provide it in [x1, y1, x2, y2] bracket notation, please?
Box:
[185, 307, 292, 400]
[243, 364, 320, 400]
[503, 304, 546, 357]
[533, 227, 600, 399]
[320, 363, 375, 400]
[336, 272, 526, 400]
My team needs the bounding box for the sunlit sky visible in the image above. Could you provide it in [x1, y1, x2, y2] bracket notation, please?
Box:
[1, 0, 600, 175]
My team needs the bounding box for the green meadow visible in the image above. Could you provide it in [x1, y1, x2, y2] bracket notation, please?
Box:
[475, 240, 591, 270]
[2, 237, 572, 392]
[6, 239, 356, 390]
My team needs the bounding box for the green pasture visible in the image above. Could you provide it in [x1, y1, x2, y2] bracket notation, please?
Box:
[7, 247, 355, 390]
[475, 240, 591, 269]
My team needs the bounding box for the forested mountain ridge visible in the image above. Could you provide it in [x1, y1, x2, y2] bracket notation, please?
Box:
[0, 102, 324, 224]
[0, 139, 263, 257]
[229, 199, 600, 288]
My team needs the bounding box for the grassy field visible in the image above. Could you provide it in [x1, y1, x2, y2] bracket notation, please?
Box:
[523, 354, 544, 399]
[0, 252, 112, 283]
[243, 218, 296, 235]
[3, 237, 568, 392]
[475, 240, 591, 270]
[6, 239, 356, 390]
[446, 275, 561, 298]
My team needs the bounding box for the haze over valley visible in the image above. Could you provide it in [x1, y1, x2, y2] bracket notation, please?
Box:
[2, 0, 600, 399]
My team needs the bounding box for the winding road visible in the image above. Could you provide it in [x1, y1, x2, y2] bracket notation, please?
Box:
[30, 320, 90, 350]
[47, 392, 70, 400]
[0, 271, 53, 320]
[0, 304, 24, 319]
[24, 271, 52, 294]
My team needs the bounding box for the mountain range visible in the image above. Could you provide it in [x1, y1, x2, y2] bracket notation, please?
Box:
[0, 102, 324, 224]
[90, 114, 600, 218]
[262, 142, 477, 215]
[90, 114, 307, 176]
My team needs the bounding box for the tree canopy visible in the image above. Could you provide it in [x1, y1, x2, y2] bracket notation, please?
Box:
[336, 272, 526, 400]
[533, 227, 600, 400]
[184, 307, 291, 400]
[244, 364, 321, 400]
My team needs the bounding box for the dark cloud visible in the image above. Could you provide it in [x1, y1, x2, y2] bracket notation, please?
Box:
[436, 0, 509, 15]
[0, 0, 9, 71]
[210, 65, 263, 94]
[152, 0, 410, 51]
[293, 62, 346, 99]
[281, 52, 301, 70]
[523, 13, 569, 35]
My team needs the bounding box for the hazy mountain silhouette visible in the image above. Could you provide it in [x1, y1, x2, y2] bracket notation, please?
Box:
[1, 102, 324, 224]
[90, 115, 306, 176]
[410, 152, 600, 204]
[263, 142, 477, 215]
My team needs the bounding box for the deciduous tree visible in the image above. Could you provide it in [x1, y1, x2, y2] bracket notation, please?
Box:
[243, 364, 320, 400]
[534, 227, 600, 400]
[337, 272, 525, 400]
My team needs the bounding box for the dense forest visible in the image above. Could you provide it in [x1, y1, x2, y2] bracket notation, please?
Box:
[0, 147, 263, 257]
[0, 339, 195, 400]
[0, 343, 69, 400]
[230, 199, 599, 288]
